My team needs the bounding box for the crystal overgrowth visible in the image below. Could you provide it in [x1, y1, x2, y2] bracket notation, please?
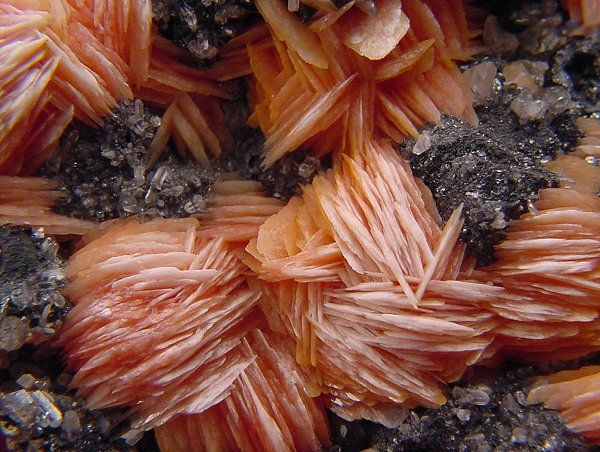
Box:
[0, 227, 67, 354]
[247, 137, 600, 425]
[404, 113, 557, 265]
[247, 140, 491, 413]
[0, 176, 96, 235]
[152, 0, 259, 63]
[0, 0, 228, 176]
[208, 0, 479, 167]
[48, 99, 217, 222]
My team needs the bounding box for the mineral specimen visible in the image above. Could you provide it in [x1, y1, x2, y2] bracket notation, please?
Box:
[2, 0, 600, 451]
[47, 99, 217, 222]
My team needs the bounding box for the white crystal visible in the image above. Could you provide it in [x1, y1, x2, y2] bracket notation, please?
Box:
[463, 62, 497, 104]
[298, 163, 314, 178]
[471, 389, 491, 406]
[491, 211, 507, 229]
[16, 374, 36, 389]
[539, 86, 571, 117]
[510, 92, 547, 123]
[31, 390, 62, 428]
[134, 99, 144, 120]
[454, 408, 471, 422]
[512, 426, 528, 443]
[412, 130, 432, 155]
[340, 424, 348, 438]
[526, 199, 538, 215]
[0, 317, 30, 352]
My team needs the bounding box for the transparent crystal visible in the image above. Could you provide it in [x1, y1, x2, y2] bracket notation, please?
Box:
[463, 62, 497, 104]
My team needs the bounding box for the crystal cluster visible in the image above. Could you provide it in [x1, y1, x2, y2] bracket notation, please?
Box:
[482, 0, 598, 116]
[0, 359, 137, 451]
[221, 101, 322, 201]
[152, 0, 258, 63]
[550, 38, 600, 113]
[483, 0, 567, 58]
[46, 99, 217, 222]
[0, 227, 68, 356]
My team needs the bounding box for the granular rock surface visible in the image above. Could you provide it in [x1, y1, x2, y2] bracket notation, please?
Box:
[46, 99, 217, 222]
[221, 100, 322, 201]
[402, 108, 558, 265]
[152, 0, 259, 63]
[0, 356, 136, 452]
[330, 364, 590, 452]
[550, 38, 600, 113]
[0, 227, 68, 358]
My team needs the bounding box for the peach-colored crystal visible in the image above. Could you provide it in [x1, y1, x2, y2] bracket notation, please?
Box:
[528, 366, 600, 444]
[0, 0, 227, 175]
[473, 186, 600, 363]
[197, 179, 286, 244]
[473, 127, 600, 364]
[570, 117, 600, 159]
[562, 0, 600, 27]
[55, 218, 262, 431]
[213, 0, 479, 167]
[154, 328, 331, 452]
[0, 176, 96, 235]
[247, 140, 505, 414]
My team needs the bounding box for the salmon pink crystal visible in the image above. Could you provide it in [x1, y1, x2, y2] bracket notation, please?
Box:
[0, 0, 598, 451]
